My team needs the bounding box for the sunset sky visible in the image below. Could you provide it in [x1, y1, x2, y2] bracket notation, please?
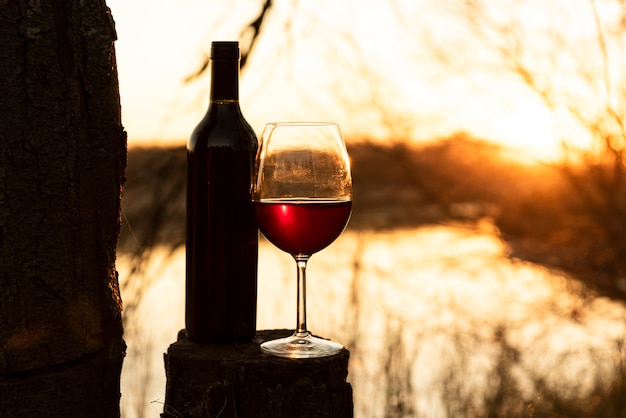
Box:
[106, 0, 618, 161]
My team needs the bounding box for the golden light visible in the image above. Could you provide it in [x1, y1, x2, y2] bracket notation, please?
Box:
[107, 0, 606, 164]
[491, 99, 559, 162]
[110, 2, 626, 417]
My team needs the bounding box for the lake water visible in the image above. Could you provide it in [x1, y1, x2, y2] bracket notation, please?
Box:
[118, 223, 626, 417]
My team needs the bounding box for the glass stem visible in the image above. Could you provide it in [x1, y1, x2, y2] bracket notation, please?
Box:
[294, 254, 309, 336]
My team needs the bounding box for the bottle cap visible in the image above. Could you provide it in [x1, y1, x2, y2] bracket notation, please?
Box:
[211, 41, 240, 60]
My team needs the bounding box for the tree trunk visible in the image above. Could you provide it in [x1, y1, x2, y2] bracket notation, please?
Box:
[164, 330, 354, 418]
[0, 1, 126, 417]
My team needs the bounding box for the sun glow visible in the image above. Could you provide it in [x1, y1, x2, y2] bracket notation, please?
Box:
[108, 0, 606, 166]
[491, 100, 560, 162]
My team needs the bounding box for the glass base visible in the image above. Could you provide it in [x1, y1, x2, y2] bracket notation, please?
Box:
[260, 331, 343, 359]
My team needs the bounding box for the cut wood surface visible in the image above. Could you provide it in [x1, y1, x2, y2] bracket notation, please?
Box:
[163, 329, 353, 418]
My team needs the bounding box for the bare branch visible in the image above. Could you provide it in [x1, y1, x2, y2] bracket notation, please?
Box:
[184, 0, 274, 83]
[589, 0, 612, 105]
[239, 0, 273, 69]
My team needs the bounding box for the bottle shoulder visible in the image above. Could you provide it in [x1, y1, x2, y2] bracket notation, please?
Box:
[188, 103, 258, 151]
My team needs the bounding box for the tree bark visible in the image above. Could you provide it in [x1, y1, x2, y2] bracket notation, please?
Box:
[0, 1, 126, 416]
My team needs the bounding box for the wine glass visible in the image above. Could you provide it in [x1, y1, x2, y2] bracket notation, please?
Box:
[253, 122, 353, 358]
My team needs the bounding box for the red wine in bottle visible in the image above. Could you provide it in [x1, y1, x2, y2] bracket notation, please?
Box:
[186, 41, 258, 344]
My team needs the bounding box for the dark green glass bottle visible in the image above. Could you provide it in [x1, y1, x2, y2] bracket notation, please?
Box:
[186, 41, 258, 344]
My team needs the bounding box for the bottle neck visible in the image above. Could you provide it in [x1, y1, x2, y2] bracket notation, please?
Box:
[210, 58, 239, 102]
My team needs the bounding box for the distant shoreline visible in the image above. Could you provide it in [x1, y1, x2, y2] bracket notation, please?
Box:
[119, 137, 626, 303]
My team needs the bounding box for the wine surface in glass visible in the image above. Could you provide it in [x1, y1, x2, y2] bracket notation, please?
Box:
[255, 199, 352, 256]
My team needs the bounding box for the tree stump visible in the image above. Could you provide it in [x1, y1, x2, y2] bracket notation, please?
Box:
[163, 329, 353, 418]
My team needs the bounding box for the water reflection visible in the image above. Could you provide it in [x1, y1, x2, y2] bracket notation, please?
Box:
[119, 224, 626, 417]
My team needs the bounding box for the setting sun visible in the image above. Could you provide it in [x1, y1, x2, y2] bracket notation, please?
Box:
[491, 99, 558, 162]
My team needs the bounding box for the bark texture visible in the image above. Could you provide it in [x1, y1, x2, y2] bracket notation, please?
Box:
[164, 330, 354, 418]
[0, 1, 126, 416]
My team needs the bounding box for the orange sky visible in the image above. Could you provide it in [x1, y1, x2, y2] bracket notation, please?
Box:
[107, 0, 610, 162]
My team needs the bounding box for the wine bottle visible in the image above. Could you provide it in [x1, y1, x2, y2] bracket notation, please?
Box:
[186, 41, 258, 344]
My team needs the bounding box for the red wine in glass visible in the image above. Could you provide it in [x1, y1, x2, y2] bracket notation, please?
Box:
[255, 199, 352, 256]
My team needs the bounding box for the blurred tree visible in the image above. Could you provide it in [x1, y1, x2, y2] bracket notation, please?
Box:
[0, 1, 127, 416]
[435, 0, 626, 297]
[440, 0, 626, 161]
